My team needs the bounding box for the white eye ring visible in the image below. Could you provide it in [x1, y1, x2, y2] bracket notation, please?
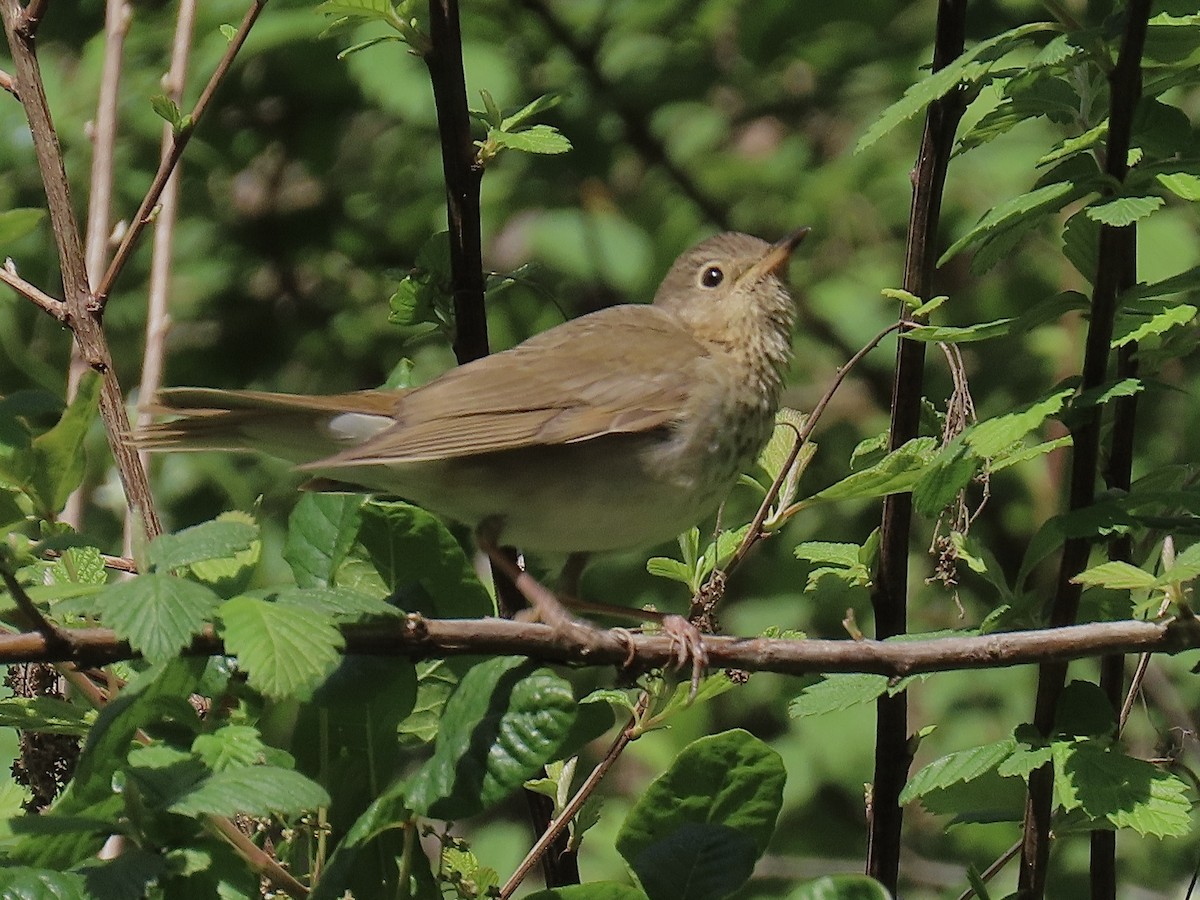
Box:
[700, 265, 724, 288]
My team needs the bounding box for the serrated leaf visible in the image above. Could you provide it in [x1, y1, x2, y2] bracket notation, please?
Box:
[0, 208, 46, 244]
[274, 585, 398, 621]
[857, 22, 1057, 153]
[150, 94, 183, 129]
[1070, 561, 1157, 590]
[990, 435, 1072, 473]
[1062, 208, 1100, 282]
[1054, 743, 1191, 836]
[186, 511, 260, 592]
[357, 499, 492, 618]
[789, 673, 889, 718]
[941, 181, 1086, 265]
[807, 437, 938, 504]
[283, 493, 365, 588]
[965, 389, 1073, 458]
[0, 868, 88, 898]
[0, 697, 95, 735]
[899, 739, 1016, 804]
[1086, 195, 1166, 227]
[616, 730, 784, 900]
[499, 92, 562, 131]
[646, 557, 693, 585]
[1113, 304, 1196, 348]
[219, 595, 344, 699]
[902, 318, 1015, 343]
[913, 443, 980, 518]
[1130, 264, 1200, 301]
[491, 124, 572, 155]
[794, 542, 860, 568]
[149, 519, 258, 573]
[1156, 171, 1200, 201]
[405, 657, 577, 819]
[15, 372, 101, 518]
[46, 545, 107, 586]
[169, 766, 330, 818]
[316, 0, 393, 21]
[192, 725, 269, 771]
[93, 574, 222, 664]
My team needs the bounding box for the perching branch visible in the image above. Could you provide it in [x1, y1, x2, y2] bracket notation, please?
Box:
[868, 0, 967, 888]
[0, 614, 1197, 676]
[0, 65, 16, 98]
[424, 0, 489, 364]
[93, 0, 268, 310]
[1018, 1, 1153, 894]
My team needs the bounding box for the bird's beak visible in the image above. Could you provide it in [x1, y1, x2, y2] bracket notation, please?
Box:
[759, 227, 811, 276]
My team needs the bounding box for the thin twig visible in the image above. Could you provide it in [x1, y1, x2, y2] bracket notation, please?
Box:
[133, 0, 196, 525]
[500, 693, 652, 898]
[63, 0, 131, 531]
[954, 839, 1022, 900]
[18, 0, 48, 37]
[1, 0, 162, 541]
[42, 548, 137, 573]
[0, 564, 72, 648]
[868, 1, 968, 887]
[209, 816, 309, 898]
[0, 262, 64, 319]
[717, 320, 903, 579]
[1018, 2, 1153, 894]
[0, 66, 16, 98]
[424, 0, 489, 364]
[94, 0, 268, 309]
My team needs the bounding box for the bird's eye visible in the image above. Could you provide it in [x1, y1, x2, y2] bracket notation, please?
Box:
[700, 265, 724, 288]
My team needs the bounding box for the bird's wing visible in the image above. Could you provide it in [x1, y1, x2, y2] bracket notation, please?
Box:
[314, 305, 705, 466]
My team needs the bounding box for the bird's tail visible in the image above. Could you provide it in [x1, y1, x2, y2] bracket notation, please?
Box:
[131, 387, 399, 464]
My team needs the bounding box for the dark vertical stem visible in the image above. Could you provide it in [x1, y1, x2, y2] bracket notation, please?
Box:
[425, 0, 489, 364]
[1018, 2, 1151, 895]
[866, 0, 967, 889]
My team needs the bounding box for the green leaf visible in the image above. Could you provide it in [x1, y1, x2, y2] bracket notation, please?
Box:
[913, 443, 980, 518]
[490, 124, 572, 155]
[1070, 561, 1157, 590]
[0, 208, 46, 244]
[92, 573, 222, 664]
[1112, 304, 1196, 348]
[0, 868, 88, 898]
[149, 519, 258, 573]
[150, 94, 184, 130]
[357, 499, 492, 618]
[218, 595, 344, 699]
[940, 181, 1089, 266]
[0, 697, 95, 735]
[1130, 264, 1200, 301]
[316, 0, 393, 22]
[1157, 171, 1200, 201]
[192, 725, 270, 771]
[616, 730, 784, 900]
[500, 93, 563, 131]
[1062, 208, 1100, 282]
[1053, 743, 1191, 836]
[169, 766, 330, 818]
[789, 673, 890, 717]
[1085, 195, 1165, 227]
[646, 556, 693, 585]
[965, 389, 1073, 458]
[807, 437, 938, 504]
[283, 493, 365, 588]
[406, 657, 577, 819]
[185, 511, 261, 592]
[899, 738, 1016, 804]
[901, 318, 1015, 343]
[66, 659, 206, 810]
[13, 372, 101, 518]
[274, 585, 398, 621]
[787, 875, 893, 900]
[479, 89, 502, 127]
[857, 22, 1057, 153]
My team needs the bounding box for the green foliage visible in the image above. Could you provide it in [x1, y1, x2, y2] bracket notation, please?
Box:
[1, 2, 1199, 898]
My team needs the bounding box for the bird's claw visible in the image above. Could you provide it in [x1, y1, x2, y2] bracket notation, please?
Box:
[661, 614, 708, 702]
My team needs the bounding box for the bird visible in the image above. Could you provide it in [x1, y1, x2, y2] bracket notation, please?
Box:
[135, 228, 809, 677]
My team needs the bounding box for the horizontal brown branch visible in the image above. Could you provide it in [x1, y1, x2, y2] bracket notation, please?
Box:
[1, 615, 1196, 676]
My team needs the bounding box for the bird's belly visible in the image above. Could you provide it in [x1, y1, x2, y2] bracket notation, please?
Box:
[322, 432, 731, 554]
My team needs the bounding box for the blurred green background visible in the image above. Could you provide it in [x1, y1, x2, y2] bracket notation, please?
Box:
[2, 0, 1198, 896]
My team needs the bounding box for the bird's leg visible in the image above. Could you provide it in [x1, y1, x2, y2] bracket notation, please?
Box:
[556, 554, 709, 697]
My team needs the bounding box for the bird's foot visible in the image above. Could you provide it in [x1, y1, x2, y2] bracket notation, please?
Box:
[660, 615, 709, 702]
